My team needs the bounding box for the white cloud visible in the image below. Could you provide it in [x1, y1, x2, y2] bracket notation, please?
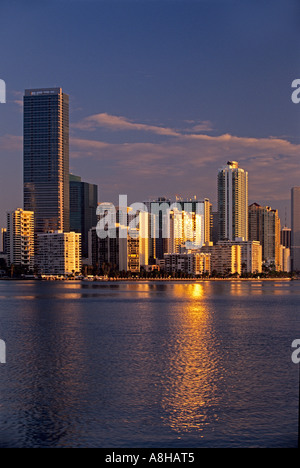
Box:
[73, 113, 180, 137]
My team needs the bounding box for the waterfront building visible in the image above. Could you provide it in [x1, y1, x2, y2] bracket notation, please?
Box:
[281, 227, 291, 249]
[145, 197, 212, 260]
[280, 246, 291, 273]
[37, 231, 81, 276]
[217, 239, 262, 274]
[218, 161, 248, 241]
[164, 251, 211, 276]
[167, 208, 203, 254]
[249, 203, 281, 270]
[24, 88, 70, 234]
[89, 209, 149, 274]
[201, 243, 242, 276]
[0, 228, 8, 254]
[6, 209, 35, 270]
[69, 174, 98, 259]
[212, 211, 219, 244]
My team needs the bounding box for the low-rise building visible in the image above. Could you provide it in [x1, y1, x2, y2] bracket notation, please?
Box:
[37, 231, 81, 276]
[164, 252, 211, 276]
[201, 243, 241, 276]
[217, 239, 262, 274]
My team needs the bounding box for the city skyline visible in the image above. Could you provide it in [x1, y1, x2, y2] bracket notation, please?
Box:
[0, 1, 300, 230]
[0, 2, 299, 450]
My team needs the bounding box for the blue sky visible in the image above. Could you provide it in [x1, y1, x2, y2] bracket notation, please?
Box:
[0, 0, 300, 228]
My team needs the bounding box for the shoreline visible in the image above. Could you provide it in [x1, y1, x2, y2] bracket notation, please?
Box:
[0, 277, 295, 282]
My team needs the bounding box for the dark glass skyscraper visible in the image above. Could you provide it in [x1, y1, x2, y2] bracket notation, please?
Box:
[24, 88, 70, 234]
[69, 174, 98, 258]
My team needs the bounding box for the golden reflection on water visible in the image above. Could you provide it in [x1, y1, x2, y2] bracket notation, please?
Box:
[160, 283, 219, 434]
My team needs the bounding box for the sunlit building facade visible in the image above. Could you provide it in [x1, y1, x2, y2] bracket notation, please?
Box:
[217, 239, 262, 274]
[218, 161, 248, 241]
[24, 88, 70, 234]
[201, 243, 242, 276]
[167, 208, 203, 254]
[37, 231, 81, 276]
[249, 203, 281, 270]
[280, 245, 291, 273]
[89, 209, 149, 273]
[145, 198, 212, 259]
[164, 252, 211, 276]
[6, 209, 35, 270]
[0, 228, 8, 254]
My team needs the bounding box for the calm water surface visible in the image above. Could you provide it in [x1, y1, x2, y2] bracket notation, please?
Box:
[0, 280, 299, 448]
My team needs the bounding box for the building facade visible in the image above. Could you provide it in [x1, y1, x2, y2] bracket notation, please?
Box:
[249, 203, 281, 270]
[24, 88, 70, 234]
[218, 161, 248, 241]
[280, 246, 291, 273]
[164, 252, 211, 276]
[281, 227, 292, 249]
[89, 210, 149, 274]
[0, 228, 8, 254]
[6, 209, 35, 270]
[201, 243, 242, 276]
[145, 198, 212, 260]
[217, 239, 262, 274]
[37, 231, 81, 276]
[69, 174, 98, 259]
[167, 208, 203, 254]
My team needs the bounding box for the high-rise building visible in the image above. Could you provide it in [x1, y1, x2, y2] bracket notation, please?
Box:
[212, 211, 219, 244]
[249, 203, 281, 270]
[69, 174, 98, 258]
[145, 198, 212, 259]
[280, 245, 291, 273]
[281, 227, 292, 249]
[89, 209, 149, 274]
[24, 88, 70, 234]
[6, 209, 35, 270]
[37, 231, 81, 276]
[218, 161, 248, 241]
[291, 187, 300, 271]
[167, 208, 203, 254]
[0, 228, 8, 254]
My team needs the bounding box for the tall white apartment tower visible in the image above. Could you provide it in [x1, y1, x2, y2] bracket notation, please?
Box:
[218, 161, 248, 241]
[7, 208, 35, 270]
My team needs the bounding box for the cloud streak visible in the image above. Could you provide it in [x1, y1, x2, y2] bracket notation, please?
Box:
[73, 113, 181, 136]
[72, 112, 216, 137]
